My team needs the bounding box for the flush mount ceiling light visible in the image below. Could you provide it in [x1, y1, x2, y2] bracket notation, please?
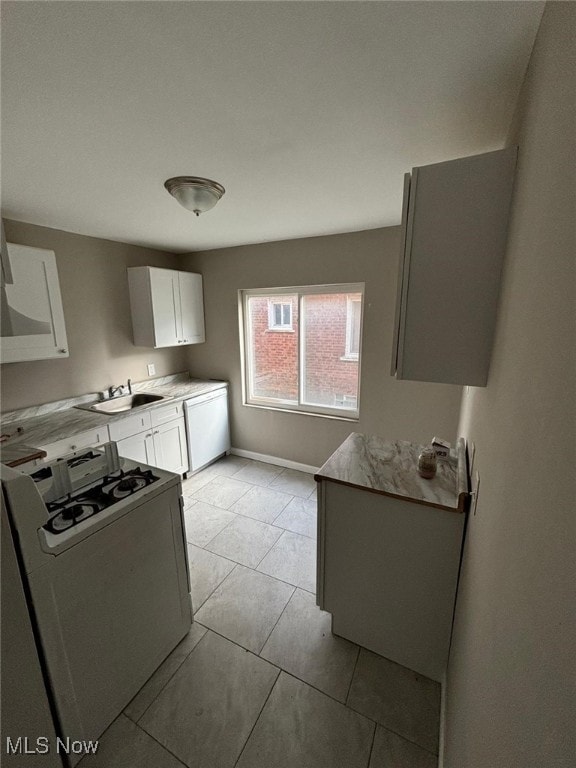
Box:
[164, 176, 225, 216]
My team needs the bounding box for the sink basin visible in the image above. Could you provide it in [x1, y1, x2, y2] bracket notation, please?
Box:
[75, 393, 170, 414]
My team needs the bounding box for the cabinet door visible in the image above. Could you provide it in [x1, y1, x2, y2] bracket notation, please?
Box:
[116, 431, 155, 466]
[1, 244, 69, 363]
[149, 268, 181, 348]
[152, 418, 189, 475]
[391, 148, 517, 386]
[178, 272, 205, 344]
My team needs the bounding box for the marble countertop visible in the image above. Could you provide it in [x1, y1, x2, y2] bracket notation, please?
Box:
[0, 374, 227, 451]
[315, 432, 468, 512]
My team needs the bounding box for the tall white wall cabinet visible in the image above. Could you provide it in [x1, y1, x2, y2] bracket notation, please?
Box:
[1, 240, 69, 364]
[127, 266, 205, 348]
[391, 147, 517, 386]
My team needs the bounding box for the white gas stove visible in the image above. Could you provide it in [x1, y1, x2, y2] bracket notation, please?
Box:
[1, 442, 192, 767]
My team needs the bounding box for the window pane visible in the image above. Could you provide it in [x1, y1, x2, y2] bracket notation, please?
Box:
[350, 300, 361, 354]
[248, 295, 298, 402]
[302, 292, 361, 410]
[282, 304, 291, 326]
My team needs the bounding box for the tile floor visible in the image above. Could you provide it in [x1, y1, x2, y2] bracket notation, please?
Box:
[79, 455, 441, 768]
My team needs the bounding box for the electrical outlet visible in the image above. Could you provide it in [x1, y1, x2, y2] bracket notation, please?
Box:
[147, 363, 156, 377]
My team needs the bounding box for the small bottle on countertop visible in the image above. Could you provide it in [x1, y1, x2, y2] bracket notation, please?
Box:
[418, 446, 437, 479]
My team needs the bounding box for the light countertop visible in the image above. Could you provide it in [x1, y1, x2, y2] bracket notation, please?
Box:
[315, 432, 468, 512]
[0, 374, 227, 452]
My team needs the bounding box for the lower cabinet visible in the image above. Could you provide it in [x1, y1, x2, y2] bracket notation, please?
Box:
[150, 419, 189, 475]
[40, 426, 110, 463]
[317, 478, 465, 683]
[111, 403, 189, 475]
[115, 430, 155, 467]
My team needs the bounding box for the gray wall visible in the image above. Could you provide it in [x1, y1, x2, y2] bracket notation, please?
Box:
[183, 227, 462, 467]
[1, 221, 188, 412]
[444, 4, 575, 766]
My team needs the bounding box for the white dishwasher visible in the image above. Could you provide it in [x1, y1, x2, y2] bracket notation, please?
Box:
[184, 387, 230, 473]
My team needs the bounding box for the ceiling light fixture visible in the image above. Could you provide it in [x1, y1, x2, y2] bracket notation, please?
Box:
[164, 176, 225, 216]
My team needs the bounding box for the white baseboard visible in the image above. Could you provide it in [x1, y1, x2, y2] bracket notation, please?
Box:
[438, 671, 447, 768]
[230, 447, 319, 475]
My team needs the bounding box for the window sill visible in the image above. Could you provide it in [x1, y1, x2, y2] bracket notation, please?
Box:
[242, 400, 359, 422]
[266, 328, 295, 333]
[340, 354, 359, 362]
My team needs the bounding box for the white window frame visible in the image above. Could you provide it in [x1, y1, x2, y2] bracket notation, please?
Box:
[239, 283, 364, 420]
[267, 299, 293, 331]
[343, 296, 361, 360]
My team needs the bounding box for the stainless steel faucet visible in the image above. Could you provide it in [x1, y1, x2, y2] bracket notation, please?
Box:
[108, 379, 132, 399]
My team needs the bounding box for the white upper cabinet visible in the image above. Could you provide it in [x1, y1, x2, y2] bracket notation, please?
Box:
[127, 267, 205, 348]
[391, 148, 517, 387]
[0, 242, 69, 364]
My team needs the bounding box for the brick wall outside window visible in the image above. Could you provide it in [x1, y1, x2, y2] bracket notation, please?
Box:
[247, 292, 360, 407]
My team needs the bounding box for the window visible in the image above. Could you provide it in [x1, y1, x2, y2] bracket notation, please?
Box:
[344, 297, 361, 359]
[268, 300, 292, 330]
[240, 284, 364, 418]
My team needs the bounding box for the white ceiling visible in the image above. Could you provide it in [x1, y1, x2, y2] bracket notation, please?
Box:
[1, 1, 544, 253]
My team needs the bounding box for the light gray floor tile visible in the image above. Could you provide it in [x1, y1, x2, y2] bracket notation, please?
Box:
[183, 501, 236, 547]
[181, 468, 218, 496]
[261, 589, 359, 702]
[208, 454, 249, 477]
[268, 467, 317, 498]
[186, 543, 236, 611]
[273, 495, 317, 538]
[369, 725, 438, 768]
[347, 648, 441, 754]
[205, 514, 282, 568]
[236, 672, 374, 768]
[232, 460, 283, 486]
[257, 530, 316, 592]
[140, 631, 279, 768]
[192, 475, 252, 509]
[78, 714, 185, 767]
[194, 565, 294, 653]
[124, 623, 207, 723]
[230, 484, 293, 523]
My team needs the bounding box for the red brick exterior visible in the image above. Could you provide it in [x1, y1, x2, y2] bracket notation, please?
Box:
[248, 292, 360, 409]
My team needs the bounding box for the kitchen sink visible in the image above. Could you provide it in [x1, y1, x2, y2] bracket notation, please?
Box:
[75, 393, 171, 414]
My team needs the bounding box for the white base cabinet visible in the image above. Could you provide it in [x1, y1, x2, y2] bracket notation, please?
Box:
[110, 402, 189, 475]
[39, 426, 110, 463]
[317, 480, 465, 682]
[127, 267, 205, 349]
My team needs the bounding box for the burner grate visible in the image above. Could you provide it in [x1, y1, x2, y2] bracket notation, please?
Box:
[44, 467, 160, 536]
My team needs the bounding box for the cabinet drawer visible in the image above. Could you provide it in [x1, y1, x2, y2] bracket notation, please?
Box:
[108, 411, 152, 441]
[150, 400, 183, 427]
[40, 426, 110, 462]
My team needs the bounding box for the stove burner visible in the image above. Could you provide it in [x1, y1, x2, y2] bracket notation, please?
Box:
[43, 467, 160, 535]
[67, 451, 101, 468]
[31, 466, 52, 482]
[46, 500, 102, 533]
[104, 469, 157, 501]
[117, 476, 142, 493]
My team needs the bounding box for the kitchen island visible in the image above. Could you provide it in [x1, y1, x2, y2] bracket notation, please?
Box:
[315, 433, 469, 681]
